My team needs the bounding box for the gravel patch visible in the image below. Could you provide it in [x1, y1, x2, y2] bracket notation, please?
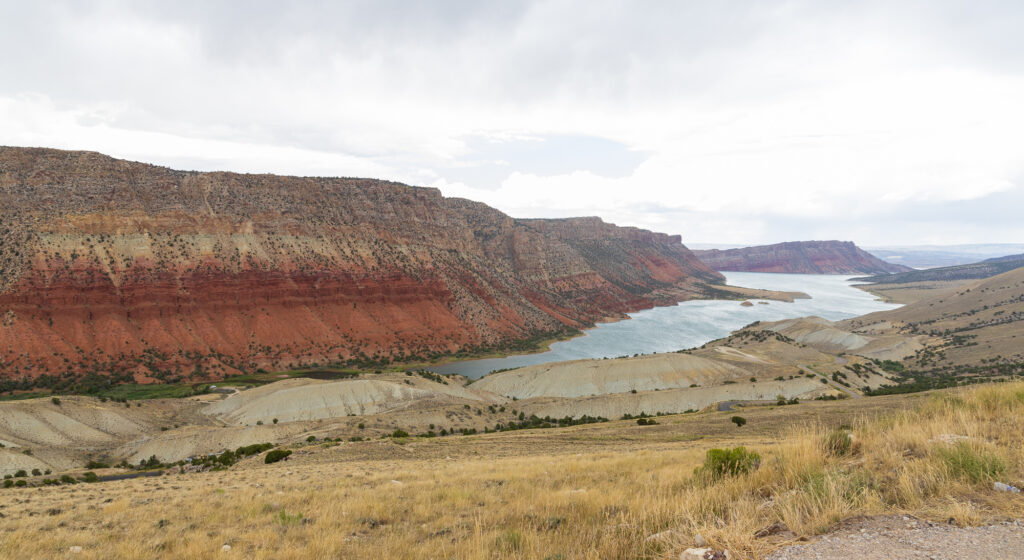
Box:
[768, 516, 1024, 560]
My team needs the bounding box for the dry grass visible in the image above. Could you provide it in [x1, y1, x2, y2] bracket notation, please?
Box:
[1, 384, 1022, 559]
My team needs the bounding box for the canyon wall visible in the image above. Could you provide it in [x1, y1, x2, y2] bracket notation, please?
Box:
[0, 147, 724, 381]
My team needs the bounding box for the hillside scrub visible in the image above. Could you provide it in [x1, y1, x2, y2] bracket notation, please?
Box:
[1, 383, 1022, 558]
[264, 449, 292, 464]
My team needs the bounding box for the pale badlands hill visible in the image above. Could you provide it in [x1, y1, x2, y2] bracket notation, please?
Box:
[695, 240, 911, 274]
[0, 330, 863, 476]
[0, 146, 743, 382]
[3, 266, 1023, 477]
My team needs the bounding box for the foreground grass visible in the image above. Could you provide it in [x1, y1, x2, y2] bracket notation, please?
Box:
[1, 383, 1022, 559]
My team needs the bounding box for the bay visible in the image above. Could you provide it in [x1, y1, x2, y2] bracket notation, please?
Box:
[429, 272, 900, 378]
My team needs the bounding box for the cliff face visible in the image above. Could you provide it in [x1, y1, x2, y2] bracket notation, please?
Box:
[0, 147, 723, 381]
[694, 241, 912, 275]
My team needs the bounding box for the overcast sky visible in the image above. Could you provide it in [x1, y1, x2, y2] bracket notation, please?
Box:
[2, 1, 1023, 246]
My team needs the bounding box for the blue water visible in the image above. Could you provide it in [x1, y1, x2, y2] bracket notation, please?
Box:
[429, 272, 900, 378]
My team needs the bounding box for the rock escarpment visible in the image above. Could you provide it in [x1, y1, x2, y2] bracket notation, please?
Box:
[852, 253, 1024, 284]
[0, 147, 725, 382]
[694, 241, 911, 275]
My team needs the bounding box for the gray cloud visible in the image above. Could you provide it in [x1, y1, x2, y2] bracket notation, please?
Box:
[1, 1, 1022, 245]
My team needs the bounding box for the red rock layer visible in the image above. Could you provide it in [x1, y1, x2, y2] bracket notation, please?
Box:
[0, 147, 724, 379]
[693, 241, 912, 275]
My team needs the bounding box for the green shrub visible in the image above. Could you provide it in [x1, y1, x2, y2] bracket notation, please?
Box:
[3, 480, 12, 488]
[31, 468, 40, 476]
[934, 442, 1006, 483]
[636, 418, 657, 426]
[731, 416, 747, 427]
[822, 429, 853, 456]
[235, 443, 274, 457]
[265, 449, 292, 464]
[14, 480, 26, 487]
[697, 447, 761, 479]
[13, 470, 26, 478]
[85, 460, 110, 469]
[81, 471, 99, 483]
[306, 435, 316, 442]
[390, 429, 409, 438]
[51, 397, 61, 405]
[276, 510, 304, 526]
[59, 474, 77, 484]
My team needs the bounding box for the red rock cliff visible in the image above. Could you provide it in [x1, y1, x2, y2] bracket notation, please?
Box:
[694, 241, 912, 275]
[0, 147, 724, 381]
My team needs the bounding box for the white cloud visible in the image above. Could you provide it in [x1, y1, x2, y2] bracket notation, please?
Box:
[1, 1, 1023, 245]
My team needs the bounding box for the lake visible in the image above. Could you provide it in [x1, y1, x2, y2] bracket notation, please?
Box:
[428, 272, 901, 378]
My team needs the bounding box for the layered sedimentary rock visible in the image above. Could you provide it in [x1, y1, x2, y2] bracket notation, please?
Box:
[0, 147, 725, 380]
[694, 241, 911, 275]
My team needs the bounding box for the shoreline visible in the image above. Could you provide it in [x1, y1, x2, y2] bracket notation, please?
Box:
[424, 279, 816, 378]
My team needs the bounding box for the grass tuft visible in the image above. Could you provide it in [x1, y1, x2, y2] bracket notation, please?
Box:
[933, 442, 1006, 483]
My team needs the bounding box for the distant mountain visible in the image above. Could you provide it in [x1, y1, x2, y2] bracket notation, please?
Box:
[852, 253, 1024, 284]
[982, 253, 1024, 264]
[693, 241, 912, 275]
[865, 244, 1024, 269]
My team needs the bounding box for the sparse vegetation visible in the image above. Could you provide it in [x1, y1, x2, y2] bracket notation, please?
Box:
[695, 446, 761, 479]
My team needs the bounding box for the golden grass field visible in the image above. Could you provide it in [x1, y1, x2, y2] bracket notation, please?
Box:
[1, 383, 1022, 559]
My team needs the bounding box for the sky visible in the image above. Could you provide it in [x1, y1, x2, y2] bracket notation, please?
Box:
[2, 1, 1023, 246]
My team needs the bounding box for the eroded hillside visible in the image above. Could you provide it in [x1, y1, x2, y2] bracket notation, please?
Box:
[0, 147, 732, 383]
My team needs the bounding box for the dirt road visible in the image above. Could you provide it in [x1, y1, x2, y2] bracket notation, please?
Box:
[768, 516, 1024, 560]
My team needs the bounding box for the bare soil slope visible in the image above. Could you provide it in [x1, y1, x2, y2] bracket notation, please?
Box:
[204, 376, 493, 425]
[848, 267, 1024, 367]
